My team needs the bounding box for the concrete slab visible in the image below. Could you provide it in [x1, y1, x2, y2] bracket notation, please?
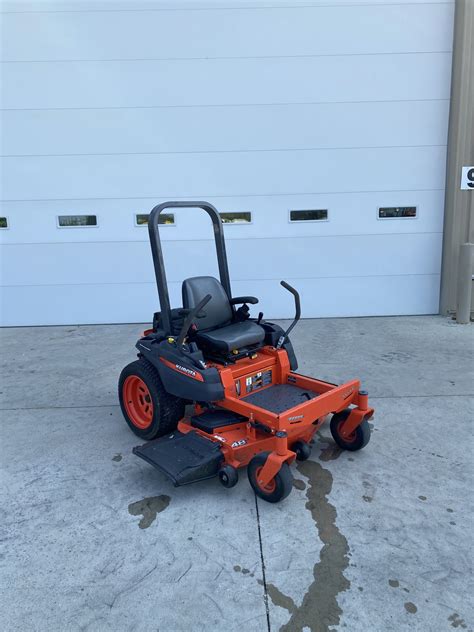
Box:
[0, 406, 267, 632]
[259, 395, 474, 632]
[0, 316, 473, 631]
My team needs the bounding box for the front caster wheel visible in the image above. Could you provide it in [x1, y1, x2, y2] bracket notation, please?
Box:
[218, 465, 239, 488]
[292, 440, 311, 461]
[330, 409, 371, 451]
[247, 452, 293, 503]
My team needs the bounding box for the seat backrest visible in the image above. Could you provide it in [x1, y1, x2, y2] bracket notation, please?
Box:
[182, 276, 233, 330]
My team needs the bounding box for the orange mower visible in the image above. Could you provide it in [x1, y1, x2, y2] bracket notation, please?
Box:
[119, 201, 374, 503]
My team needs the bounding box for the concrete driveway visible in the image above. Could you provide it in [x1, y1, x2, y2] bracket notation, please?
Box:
[1, 316, 473, 632]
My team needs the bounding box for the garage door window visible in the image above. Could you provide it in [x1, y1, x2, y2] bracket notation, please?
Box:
[289, 210, 328, 222]
[135, 213, 175, 226]
[57, 215, 98, 227]
[378, 207, 417, 219]
[219, 212, 252, 224]
[0, 217, 8, 229]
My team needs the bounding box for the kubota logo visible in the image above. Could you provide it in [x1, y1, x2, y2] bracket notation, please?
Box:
[176, 364, 196, 377]
[160, 358, 204, 381]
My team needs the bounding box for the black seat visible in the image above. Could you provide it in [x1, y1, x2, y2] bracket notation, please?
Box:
[182, 276, 265, 354]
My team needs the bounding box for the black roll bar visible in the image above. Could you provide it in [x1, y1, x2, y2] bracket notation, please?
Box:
[148, 201, 232, 334]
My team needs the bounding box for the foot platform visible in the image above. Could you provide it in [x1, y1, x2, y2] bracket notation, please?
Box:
[133, 430, 223, 486]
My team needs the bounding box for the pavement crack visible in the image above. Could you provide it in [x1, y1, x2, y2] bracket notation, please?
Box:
[176, 562, 192, 583]
[255, 494, 272, 632]
[203, 592, 224, 618]
[107, 561, 160, 610]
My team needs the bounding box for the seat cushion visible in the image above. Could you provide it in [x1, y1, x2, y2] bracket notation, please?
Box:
[196, 320, 265, 352]
[182, 276, 233, 330]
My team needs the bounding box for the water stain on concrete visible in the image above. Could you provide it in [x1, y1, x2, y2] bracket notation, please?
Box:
[112, 453, 122, 462]
[448, 613, 467, 629]
[404, 602, 418, 614]
[389, 579, 399, 588]
[315, 431, 331, 445]
[264, 459, 350, 632]
[261, 580, 298, 615]
[320, 444, 343, 462]
[235, 565, 251, 575]
[293, 479, 307, 490]
[128, 495, 170, 529]
[316, 431, 343, 462]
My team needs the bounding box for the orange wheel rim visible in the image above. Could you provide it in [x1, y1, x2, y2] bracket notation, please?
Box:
[338, 420, 356, 442]
[255, 466, 276, 493]
[123, 376, 154, 429]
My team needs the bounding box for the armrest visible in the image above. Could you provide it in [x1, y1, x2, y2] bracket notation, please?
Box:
[230, 296, 259, 305]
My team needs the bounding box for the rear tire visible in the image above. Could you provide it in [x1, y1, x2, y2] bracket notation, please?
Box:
[248, 452, 293, 503]
[330, 409, 371, 451]
[119, 358, 185, 440]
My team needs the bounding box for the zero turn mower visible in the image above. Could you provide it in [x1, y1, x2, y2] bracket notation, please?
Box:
[119, 201, 374, 503]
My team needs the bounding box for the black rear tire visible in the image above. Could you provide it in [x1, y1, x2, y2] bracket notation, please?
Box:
[119, 358, 185, 440]
[248, 452, 293, 503]
[330, 409, 371, 451]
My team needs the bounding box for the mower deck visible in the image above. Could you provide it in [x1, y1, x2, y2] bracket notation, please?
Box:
[133, 430, 223, 486]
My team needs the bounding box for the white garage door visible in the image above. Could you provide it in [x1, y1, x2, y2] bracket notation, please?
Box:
[0, 0, 454, 326]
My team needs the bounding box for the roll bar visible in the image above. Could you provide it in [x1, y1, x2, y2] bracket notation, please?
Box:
[148, 201, 232, 334]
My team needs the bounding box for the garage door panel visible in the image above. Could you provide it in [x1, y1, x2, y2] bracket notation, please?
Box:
[0, 190, 445, 245]
[2, 54, 451, 110]
[0, 283, 158, 327]
[0, 241, 218, 286]
[0, 273, 440, 327]
[227, 233, 443, 280]
[2, 233, 442, 287]
[2, 146, 447, 201]
[2, 100, 450, 156]
[233, 275, 441, 319]
[2, 4, 453, 62]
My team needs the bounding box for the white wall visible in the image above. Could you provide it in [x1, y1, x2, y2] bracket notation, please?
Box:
[0, 0, 454, 325]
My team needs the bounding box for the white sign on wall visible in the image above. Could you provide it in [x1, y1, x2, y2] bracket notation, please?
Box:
[460, 166, 474, 189]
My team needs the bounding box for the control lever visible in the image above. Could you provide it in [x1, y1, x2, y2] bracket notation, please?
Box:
[177, 294, 212, 347]
[276, 281, 301, 349]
